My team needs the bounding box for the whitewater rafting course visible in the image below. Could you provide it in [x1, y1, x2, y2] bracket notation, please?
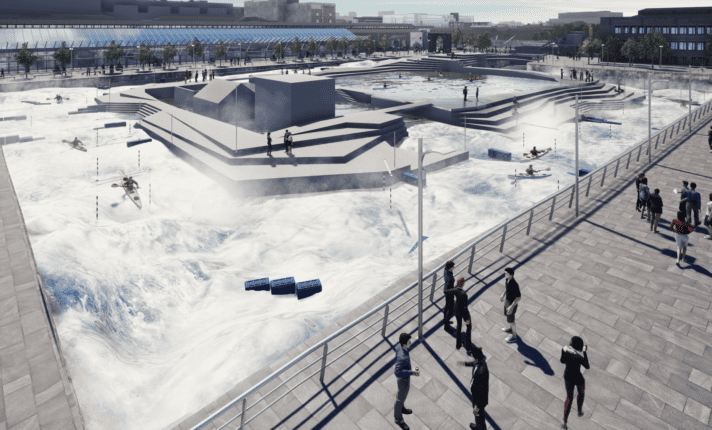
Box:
[0, 77, 705, 429]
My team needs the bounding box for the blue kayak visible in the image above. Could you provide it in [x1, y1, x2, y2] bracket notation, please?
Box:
[508, 174, 551, 180]
[372, 87, 397, 90]
[387, 77, 412, 80]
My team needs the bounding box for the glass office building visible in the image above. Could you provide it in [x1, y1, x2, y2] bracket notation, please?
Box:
[601, 7, 712, 66]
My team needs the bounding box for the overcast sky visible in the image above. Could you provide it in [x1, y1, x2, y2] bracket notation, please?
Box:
[216, 0, 711, 23]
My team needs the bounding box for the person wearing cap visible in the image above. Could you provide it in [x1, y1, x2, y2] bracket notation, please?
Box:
[704, 193, 712, 239]
[394, 333, 419, 430]
[679, 181, 690, 213]
[443, 261, 456, 333]
[445, 278, 474, 352]
[686, 182, 702, 226]
[560, 336, 590, 430]
[458, 346, 489, 430]
[500, 267, 520, 343]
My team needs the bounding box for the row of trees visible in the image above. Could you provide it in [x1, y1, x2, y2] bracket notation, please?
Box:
[450, 30, 493, 51]
[532, 23, 601, 42]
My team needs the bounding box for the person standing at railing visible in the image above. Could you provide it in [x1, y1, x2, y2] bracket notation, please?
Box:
[648, 189, 663, 234]
[394, 333, 419, 430]
[443, 260, 456, 333]
[500, 268, 520, 343]
[447, 278, 474, 352]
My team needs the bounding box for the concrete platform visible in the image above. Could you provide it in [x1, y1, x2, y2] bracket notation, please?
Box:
[0, 148, 85, 429]
[172, 91, 712, 430]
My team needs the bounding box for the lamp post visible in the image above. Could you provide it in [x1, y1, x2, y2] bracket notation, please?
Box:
[69, 47, 73, 76]
[689, 64, 692, 132]
[575, 94, 579, 217]
[191, 44, 196, 69]
[137, 45, 140, 70]
[659, 45, 663, 68]
[601, 44, 604, 66]
[648, 77, 668, 164]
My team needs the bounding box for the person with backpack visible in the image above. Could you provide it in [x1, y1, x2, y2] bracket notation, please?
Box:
[648, 189, 663, 234]
[638, 177, 650, 220]
[560, 336, 590, 430]
[635, 172, 645, 212]
[671, 211, 695, 266]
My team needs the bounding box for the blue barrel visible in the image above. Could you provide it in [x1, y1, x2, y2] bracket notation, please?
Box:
[105, 122, 126, 128]
[127, 138, 152, 148]
[270, 277, 296, 295]
[245, 278, 270, 291]
[402, 171, 426, 187]
[579, 169, 591, 177]
[296, 280, 322, 300]
[488, 148, 512, 161]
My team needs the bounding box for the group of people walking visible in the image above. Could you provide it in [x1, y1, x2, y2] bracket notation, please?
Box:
[636, 172, 710, 266]
[568, 68, 593, 82]
[183, 69, 214, 84]
[393, 266, 589, 430]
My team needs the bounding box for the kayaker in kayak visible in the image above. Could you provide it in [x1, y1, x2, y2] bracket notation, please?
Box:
[398, 74, 402, 78]
[530, 146, 542, 156]
[383, 82, 389, 88]
[526, 164, 539, 176]
[123, 176, 139, 190]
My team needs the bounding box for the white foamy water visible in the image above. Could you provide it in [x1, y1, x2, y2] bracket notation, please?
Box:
[0, 79, 704, 429]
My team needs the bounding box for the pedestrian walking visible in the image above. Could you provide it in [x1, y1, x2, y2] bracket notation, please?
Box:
[458, 346, 489, 430]
[649, 188, 663, 233]
[445, 278, 474, 352]
[679, 181, 690, 212]
[639, 177, 650, 220]
[1, 69, 4, 78]
[561, 68, 564, 79]
[500, 267, 520, 343]
[671, 211, 695, 266]
[443, 260, 456, 333]
[266, 132, 272, 156]
[184, 71, 188, 84]
[394, 333, 418, 430]
[560, 336, 589, 430]
[463, 86, 468, 101]
[705, 193, 712, 239]
[195, 71, 198, 82]
[686, 182, 702, 226]
[284, 130, 290, 153]
[476, 86, 479, 101]
[288, 133, 293, 154]
[708, 126, 712, 152]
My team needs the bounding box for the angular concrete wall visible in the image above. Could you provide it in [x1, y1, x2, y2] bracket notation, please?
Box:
[253, 75, 335, 131]
[175, 87, 198, 111]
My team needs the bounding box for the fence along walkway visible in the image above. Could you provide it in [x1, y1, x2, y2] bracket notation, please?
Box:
[173, 97, 712, 430]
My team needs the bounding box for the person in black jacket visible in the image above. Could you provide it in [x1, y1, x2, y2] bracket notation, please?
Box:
[445, 278, 473, 351]
[648, 188, 663, 233]
[560, 336, 589, 430]
[458, 346, 488, 430]
[266, 132, 272, 156]
[443, 261, 456, 333]
[500, 268, 520, 343]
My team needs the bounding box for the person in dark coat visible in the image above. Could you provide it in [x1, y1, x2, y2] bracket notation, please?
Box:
[560, 336, 589, 430]
[266, 132, 272, 156]
[463, 86, 468, 101]
[459, 346, 488, 430]
[284, 130, 290, 153]
[445, 278, 473, 352]
[648, 188, 663, 233]
[639, 177, 650, 220]
[500, 267, 520, 343]
[708, 125, 712, 152]
[679, 180, 690, 213]
[394, 333, 419, 430]
[443, 261, 456, 333]
[635, 172, 645, 212]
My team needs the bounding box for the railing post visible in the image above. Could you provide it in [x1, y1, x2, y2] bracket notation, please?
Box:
[614, 158, 620, 178]
[655, 134, 660, 149]
[467, 246, 476, 274]
[626, 152, 631, 169]
[526, 209, 534, 235]
[569, 185, 575, 208]
[239, 398, 247, 430]
[549, 196, 557, 221]
[585, 175, 592, 197]
[429, 272, 437, 302]
[381, 304, 389, 337]
[636, 145, 642, 162]
[319, 344, 329, 383]
[499, 224, 507, 252]
[600, 166, 607, 187]
[663, 128, 667, 144]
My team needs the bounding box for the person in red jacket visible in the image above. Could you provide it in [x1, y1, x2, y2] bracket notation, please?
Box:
[560, 336, 590, 430]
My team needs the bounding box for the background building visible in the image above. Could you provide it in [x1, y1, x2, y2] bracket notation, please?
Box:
[548, 11, 623, 25]
[243, 0, 334, 23]
[382, 13, 454, 27]
[352, 16, 382, 23]
[378, 11, 395, 16]
[601, 7, 712, 66]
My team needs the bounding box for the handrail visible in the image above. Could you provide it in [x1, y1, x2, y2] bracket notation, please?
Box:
[189, 92, 712, 430]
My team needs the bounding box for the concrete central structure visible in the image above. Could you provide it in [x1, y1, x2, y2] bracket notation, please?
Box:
[251, 74, 335, 131]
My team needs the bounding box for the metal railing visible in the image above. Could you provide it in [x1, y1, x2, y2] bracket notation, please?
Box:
[188, 94, 712, 430]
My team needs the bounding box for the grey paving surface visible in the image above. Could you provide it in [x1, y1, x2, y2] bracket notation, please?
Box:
[173, 88, 712, 430]
[0, 149, 85, 429]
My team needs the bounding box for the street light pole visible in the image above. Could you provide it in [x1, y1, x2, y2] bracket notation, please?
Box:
[418, 137, 424, 341]
[601, 44, 605, 67]
[575, 94, 579, 217]
[69, 47, 73, 76]
[659, 45, 663, 68]
[648, 76, 652, 164]
[689, 64, 692, 132]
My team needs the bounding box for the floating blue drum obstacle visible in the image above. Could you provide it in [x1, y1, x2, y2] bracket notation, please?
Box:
[567, 169, 591, 177]
[105, 122, 126, 128]
[402, 171, 426, 187]
[245, 277, 270, 291]
[127, 138, 152, 148]
[296, 279, 322, 300]
[270, 277, 296, 295]
[488, 148, 512, 161]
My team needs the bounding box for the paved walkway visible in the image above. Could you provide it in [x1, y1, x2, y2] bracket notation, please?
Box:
[173, 90, 712, 430]
[0, 150, 84, 429]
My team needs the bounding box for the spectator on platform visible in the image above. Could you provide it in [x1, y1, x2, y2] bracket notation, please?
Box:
[287, 132, 293, 154]
[463, 86, 468, 102]
[705, 193, 712, 239]
[560, 336, 589, 430]
[649, 189, 663, 234]
[1, 68, 4, 78]
[561, 68, 563, 80]
[671, 211, 695, 266]
[458, 346, 489, 430]
[394, 333, 419, 430]
[476, 86, 479, 101]
[679, 181, 690, 212]
[708, 126, 712, 152]
[284, 130, 290, 153]
[445, 278, 473, 352]
[686, 182, 702, 226]
[184, 70, 188, 84]
[443, 260, 456, 333]
[266, 132, 272, 156]
[195, 71, 198, 82]
[500, 267, 520, 343]
[639, 177, 650, 220]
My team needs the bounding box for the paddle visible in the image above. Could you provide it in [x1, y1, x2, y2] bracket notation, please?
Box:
[112, 184, 139, 189]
